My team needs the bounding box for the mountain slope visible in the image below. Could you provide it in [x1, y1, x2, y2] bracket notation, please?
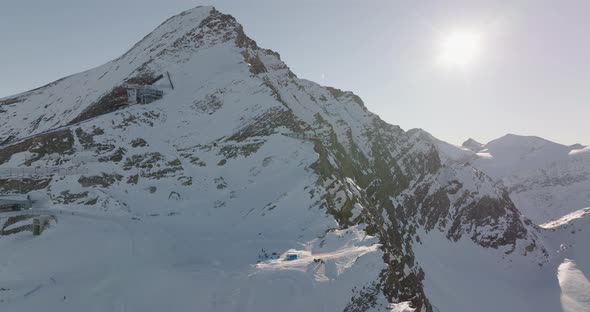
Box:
[0, 6, 559, 312]
[409, 131, 590, 312]
[467, 134, 590, 224]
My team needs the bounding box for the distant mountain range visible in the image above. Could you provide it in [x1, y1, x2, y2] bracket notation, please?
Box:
[463, 134, 589, 225]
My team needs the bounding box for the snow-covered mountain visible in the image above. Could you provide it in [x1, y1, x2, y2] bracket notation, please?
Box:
[425, 132, 590, 225]
[0, 6, 587, 312]
[411, 130, 590, 311]
[461, 138, 484, 153]
[461, 134, 590, 225]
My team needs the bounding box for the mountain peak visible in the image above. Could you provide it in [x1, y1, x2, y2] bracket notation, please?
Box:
[462, 138, 483, 152]
[490, 133, 557, 146]
[570, 143, 586, 150]
[0, 5, 290, 144]
[483, 133, 570, 160]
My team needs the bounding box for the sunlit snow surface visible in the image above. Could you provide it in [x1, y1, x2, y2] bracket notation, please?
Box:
[0, 207, 387, 311]
[558, 259, 590, 312]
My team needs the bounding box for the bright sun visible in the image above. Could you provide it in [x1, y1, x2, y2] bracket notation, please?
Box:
[438, 30, 482, 68]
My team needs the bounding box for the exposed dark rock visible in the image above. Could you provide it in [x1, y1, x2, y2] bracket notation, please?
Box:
[1, 223, 33, 236]
[241, 50, 267, 74]
[0, 178, 52, 194]
[0, 129, 75, 166]
[78, 173, 123, 188]
[193, 92, 224, 115]
[326, 87, 367, 111]
[127, 175, 139, 185]
[2, 215, 34, 235]
[69, 88, 128, 125]
[84, 197, 98, 205]
[75, 127, 104, 149]
[105, 147, 126, 163]
[131, 138, 148, 148]
[227, 108, 305, 142]
[420, 188, 451, 231]
[123, 152, 164, 170]
[220, 143, 264, 159]
[215, 176, 227, 189]
[56, 191, 88, 204]
[0, 97, 24, 106]
[178, 176, 192, 186]
[168, 191, 182, 200]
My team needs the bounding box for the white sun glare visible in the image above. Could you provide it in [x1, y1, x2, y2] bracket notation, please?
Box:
[438, 30, 482, 68]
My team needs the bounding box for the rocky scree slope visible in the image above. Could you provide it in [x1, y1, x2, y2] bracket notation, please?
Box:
[0, 6, 547, 311]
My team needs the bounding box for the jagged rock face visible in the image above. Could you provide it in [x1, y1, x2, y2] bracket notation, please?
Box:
[0, 6, 546, 311]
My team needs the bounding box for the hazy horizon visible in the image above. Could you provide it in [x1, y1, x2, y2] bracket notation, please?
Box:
[1, 0, 588, 146]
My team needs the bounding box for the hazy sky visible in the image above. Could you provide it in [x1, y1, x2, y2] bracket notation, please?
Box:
[1, 0, 588, 145]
